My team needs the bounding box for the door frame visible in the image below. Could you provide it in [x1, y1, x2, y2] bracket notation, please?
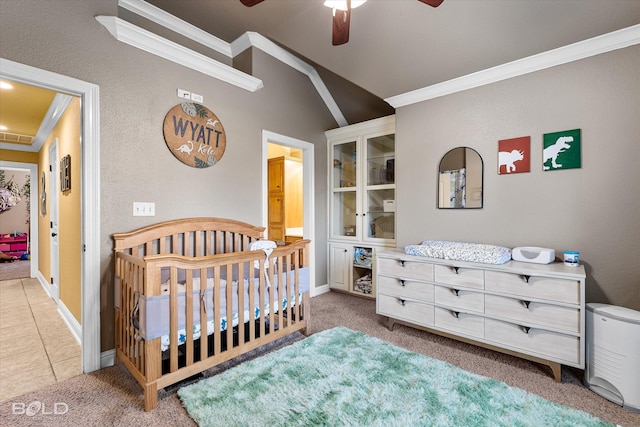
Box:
[0, 58, 101, 373]
[48, 139, 60, 302]
[261, 130, 317, 296]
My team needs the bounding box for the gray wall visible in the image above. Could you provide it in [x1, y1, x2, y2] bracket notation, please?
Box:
[0, 0, 335, 350]
[396, 45, 640, 310]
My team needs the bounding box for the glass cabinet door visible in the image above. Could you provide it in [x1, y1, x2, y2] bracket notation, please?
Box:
[331, 140, 359, 239]
[364, 133, 395, 241]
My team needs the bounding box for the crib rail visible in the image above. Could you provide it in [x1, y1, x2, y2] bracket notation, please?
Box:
[114, 235, 310, 410]
[113, 217, 265, 258]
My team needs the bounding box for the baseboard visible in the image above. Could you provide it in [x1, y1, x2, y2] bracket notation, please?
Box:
[312, 283, 330, 297]
[57, 300, 82, 345]
[101, 349, 116, 368]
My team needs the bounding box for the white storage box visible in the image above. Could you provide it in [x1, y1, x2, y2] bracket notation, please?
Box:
[383, 200, 396, 212]
[584, 303, 640, 412]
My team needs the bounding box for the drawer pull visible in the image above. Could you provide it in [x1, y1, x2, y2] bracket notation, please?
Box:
[521, 326, 531, 334]
[399, 260, 406, 267]
[452, 289, 460, 296]
[522, 300, 531, 309]
[521, 275, 531, 283]
[400, 279, 406, 287]
[452, 267, 460, 274]
[452, 311, 460, 318]
[399, 299, 406, 306]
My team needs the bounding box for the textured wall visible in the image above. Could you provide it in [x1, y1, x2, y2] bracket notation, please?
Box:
[0, 0, 336, 350]
[397, 45, 640, 310]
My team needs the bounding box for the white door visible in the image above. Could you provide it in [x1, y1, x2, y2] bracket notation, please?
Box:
[49, 140, 60, 302]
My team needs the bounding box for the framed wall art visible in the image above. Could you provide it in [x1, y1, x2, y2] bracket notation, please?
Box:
[543, 129, 581, 171]
[498, 136, 530, 174]
[60, 154, 71, 191]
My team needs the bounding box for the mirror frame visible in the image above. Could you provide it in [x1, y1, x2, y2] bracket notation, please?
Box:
[437, 147, 483, 209]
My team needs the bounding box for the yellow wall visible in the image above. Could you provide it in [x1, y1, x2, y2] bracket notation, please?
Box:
[37, 97, 82, 323]
[0, 149, 38, 164]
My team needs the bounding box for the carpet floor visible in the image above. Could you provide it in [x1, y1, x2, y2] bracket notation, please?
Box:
[0, 291, 638, 426]
[0, 259, 30, 280]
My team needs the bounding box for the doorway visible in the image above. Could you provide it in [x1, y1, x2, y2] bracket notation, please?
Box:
[0, 58, 101, 373]
[261, 131, 316, 296]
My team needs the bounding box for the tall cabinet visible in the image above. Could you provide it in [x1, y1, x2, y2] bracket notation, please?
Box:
[326, 115, 396, 298]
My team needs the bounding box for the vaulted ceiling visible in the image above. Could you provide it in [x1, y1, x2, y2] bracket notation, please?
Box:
[1, 0, 638, 151]
[146, 0, 640, 99]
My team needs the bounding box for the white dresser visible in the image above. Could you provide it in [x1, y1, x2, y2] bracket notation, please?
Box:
[376, 249, 586, 381]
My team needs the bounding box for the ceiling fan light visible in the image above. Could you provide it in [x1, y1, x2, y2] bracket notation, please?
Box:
[323, 0, 366, 11]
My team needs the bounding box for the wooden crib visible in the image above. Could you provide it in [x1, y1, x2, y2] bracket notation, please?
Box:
[113, 217, 310, 411]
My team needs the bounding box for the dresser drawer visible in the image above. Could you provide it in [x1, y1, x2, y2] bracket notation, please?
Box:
[377, 257, 434, 282]
[485, 295, 579, 333]
[378, 294, 434, 327]
[485, 318, 580, 364]
[485, 271, 580, 305]
[434, 265, 484, 290]
[434, 286, 484, 313]
[377, 276, 434, 302]
[434, 307, 484, 339]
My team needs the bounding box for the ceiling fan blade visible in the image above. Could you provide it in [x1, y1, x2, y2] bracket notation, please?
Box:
[240, 0, 264, 6]
[332, 1, 351, 45]
[418, 0, 444, 7]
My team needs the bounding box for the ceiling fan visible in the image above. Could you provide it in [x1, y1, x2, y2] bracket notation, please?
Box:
[240, 0, 444, 46]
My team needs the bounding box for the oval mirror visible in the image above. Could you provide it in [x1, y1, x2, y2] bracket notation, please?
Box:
[438, 147, 483, 209]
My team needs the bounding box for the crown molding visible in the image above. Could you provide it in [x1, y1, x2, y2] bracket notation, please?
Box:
[113, 0, 347, 125]
[234, 32, 348, 126]
[32, 94, 74, 152]
[118, 0, 232, 57]
[386, 24, 640, 108]
[96, 15, 264, 92]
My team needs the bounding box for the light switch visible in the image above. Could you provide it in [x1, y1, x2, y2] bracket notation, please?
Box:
[133, 202, 155, 216]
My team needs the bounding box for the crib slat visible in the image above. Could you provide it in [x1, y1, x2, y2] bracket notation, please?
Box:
[225, 263, 233, 348]
[213, 267, 221, 355]
[169, 268, 179, 373]
[185, 269, 194, 367]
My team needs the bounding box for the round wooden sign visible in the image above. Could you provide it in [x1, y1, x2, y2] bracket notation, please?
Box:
[163, 102, 226, 168]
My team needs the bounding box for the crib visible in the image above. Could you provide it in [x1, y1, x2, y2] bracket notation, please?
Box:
[113, 217, 311, 411]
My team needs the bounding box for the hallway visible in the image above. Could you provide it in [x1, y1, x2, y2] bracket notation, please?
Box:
[0, 277, 81, 402]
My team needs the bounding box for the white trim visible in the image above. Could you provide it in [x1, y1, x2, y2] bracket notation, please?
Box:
[95, 16, 263, 92]
[237, 32, 348, 127]
[101, 349, 116, 368]
[261, 131, 318, 296]
[32, 94, 73, 153]
[114, 0, 347, 126]
[118, 0, 233, 57]
[386, 24, 640, 108]
[57, 299, 82, 345]
[0, 57, 102, 374]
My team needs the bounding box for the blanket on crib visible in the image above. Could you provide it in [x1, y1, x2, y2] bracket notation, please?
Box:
[405, 240, 512, 265]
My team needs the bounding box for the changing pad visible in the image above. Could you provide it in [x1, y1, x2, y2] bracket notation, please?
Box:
[405, 240, 512, 265]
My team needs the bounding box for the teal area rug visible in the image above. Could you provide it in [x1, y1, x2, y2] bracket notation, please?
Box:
[178, 326, 611, 427]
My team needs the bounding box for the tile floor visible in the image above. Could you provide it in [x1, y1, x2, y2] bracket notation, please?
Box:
[0, 277, 82, 402]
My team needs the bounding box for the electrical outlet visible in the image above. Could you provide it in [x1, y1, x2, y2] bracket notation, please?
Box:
[133, 202, 156, 217]
[191, 92, 203, 103]
[177, 88, 191, 100]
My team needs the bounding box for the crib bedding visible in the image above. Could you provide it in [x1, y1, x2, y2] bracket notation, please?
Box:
[140, 266, 310, 351]
[405, 240, 512, 264]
